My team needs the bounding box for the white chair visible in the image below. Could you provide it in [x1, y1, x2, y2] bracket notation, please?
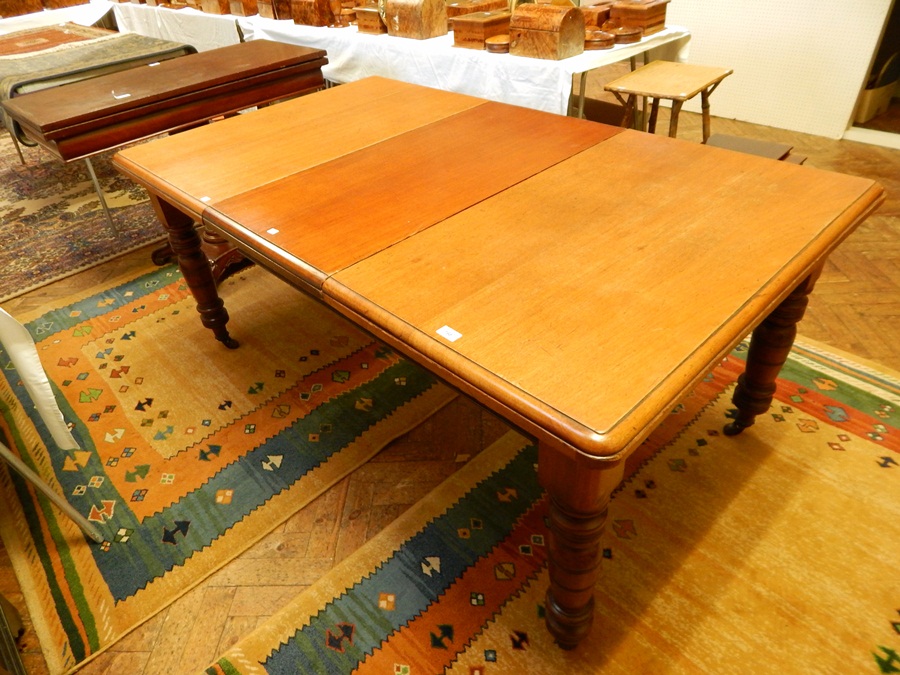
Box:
[0, 308, 103, 543]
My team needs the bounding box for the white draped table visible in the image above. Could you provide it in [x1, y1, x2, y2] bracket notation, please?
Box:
[112, 2, 690, 116]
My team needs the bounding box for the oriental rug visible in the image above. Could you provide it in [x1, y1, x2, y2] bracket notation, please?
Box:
[0, 262, 454, 674]
[0, 132, 162, 303]
[208, 341, 900, 675]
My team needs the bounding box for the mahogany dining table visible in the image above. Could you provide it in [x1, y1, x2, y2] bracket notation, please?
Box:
[112, 77, 884, 649]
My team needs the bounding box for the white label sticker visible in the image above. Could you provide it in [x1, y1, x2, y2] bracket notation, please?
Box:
[436, 325, 462, 342]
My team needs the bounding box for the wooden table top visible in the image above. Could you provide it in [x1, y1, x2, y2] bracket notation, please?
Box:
[114, 76, 883, 461]
[604, 60, 733, 100]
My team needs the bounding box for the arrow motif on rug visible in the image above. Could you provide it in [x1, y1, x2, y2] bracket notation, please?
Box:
[796, 418, 820, 433]
[218, 400, 232, 410]
[613, 519, 637, 539]
[154, 425, 174, 440]
[79, 388, 102, 403]
[812, 377, 838, 391]
[262, 455, 283, 471]
[430, 625, 454, 649]
[57, 357, 78, 367]
[198, 445, 222, 461]
[824, 406, 849, 423]
[325, 623, 355, 652]
[497, 487, 518, 502]
[121, 331, 136, 340]
[110, 366, 131, 378]
[63, 451, 92, 471]
[421, 556, 441, 576]
[878, 456, 898, 468]
[248, 382, 265, 394]
[873, 646, 900, 673]
[162, 520, 190, 545]
[104, 429, 125, 443]
[134, 397, 153, 411]
[510, 630, 529, 650]
[125, 465, 150, 482]
[88, 500, 116, 523]
[355, 397, 373, 412]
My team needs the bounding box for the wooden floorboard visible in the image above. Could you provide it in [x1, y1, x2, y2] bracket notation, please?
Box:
[1, 75, 899, 673]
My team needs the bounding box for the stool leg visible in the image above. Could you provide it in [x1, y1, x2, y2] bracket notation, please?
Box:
[700, 89, 712, 143]
[619, 94, 636, 129]
[647, 98, 661, 134]
[668, 100, 684, 138]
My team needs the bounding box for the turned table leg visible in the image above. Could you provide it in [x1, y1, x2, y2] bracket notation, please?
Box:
[725, 268, 822, 435]
[150, 195, 239, 349]
[538, 442, 625, 649]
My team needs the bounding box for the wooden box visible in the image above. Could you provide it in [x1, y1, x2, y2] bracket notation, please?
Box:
[446, 0, 507, 20]
[292, 0, 339, 25]
[41, 0, 89, 8]
[355, 6, 388, 32]
[609, 0, 668, 36]
[0, 0, 43, 16]
[382, 0, 448, 39]
[452, 10, 510, 49]
[229, 0, 258, 14]
[509, 4, 584, 60]
[579, 3, 611, 28]
[262, 0, 290, 18]
[200, 0, 229, 12]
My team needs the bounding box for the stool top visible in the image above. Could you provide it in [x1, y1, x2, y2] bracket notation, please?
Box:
[604, 60, 733, 100]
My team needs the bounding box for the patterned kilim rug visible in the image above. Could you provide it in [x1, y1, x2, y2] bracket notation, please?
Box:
[0, 132, 163, 302]
[0, 262, 454, 673]
[207, 341, 900, 674]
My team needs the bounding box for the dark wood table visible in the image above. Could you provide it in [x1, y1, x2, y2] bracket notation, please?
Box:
[2, 39, 326, 237]
[1, 39, 326, 162]
[112, 77, 884, 649]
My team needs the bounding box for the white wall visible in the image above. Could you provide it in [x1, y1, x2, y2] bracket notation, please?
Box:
[666, 0, 894, 138]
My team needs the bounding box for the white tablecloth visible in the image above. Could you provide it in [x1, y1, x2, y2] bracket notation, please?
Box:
[113, 3, 690, 115]
[113, 2, 243, 52]
[0, 0, 114, 35]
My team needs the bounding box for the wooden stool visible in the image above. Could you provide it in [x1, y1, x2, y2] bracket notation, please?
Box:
[604, 60, 733, 142]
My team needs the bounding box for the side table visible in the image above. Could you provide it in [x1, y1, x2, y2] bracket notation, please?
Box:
[605, 60, 733, 142]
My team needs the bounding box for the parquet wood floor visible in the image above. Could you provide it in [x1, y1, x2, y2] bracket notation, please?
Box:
[1, 81, 899, 674]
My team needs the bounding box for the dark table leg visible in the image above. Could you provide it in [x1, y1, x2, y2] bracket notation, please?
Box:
[149, 195, 239, 349]
[725, 267, 822, 435]
[538, 442, 625, 649]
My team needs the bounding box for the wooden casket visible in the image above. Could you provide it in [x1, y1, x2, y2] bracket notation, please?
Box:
[292, 0, 341, 25]
[509, 4, 584, 60]
[452, 10, 511, 49]
[200, 0, 229, 12]
[40, 0, 89, 8]
[609, 0, 668, 36]
[229, 0, 258, 15]
[579, 1, 612, 28]
[0, 0, 43, 17]
[446, 0, 508, 20]
[355, 5, 388, 32]
[382, 0, 448, 39]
